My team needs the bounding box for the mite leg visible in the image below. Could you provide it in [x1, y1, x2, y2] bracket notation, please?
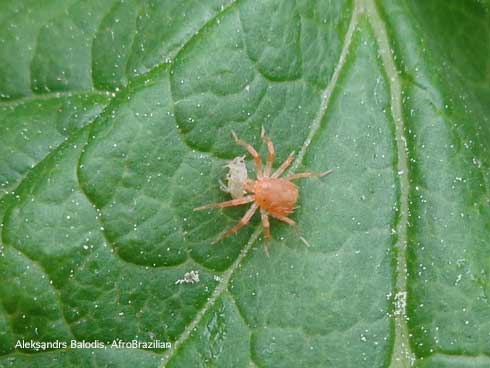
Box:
[271, 214, 296, 226]
[261, 127, 275, 176]
[231, 131, 263, 178]
[270, 214, 311, 247]
[260, 208, 271, 241]
[194, 195, 255, 211]
[272, 151, 296, 178]
[213, 204, 258, 244]
[260, 209, 271, 257]
[285, 169, 333, 181]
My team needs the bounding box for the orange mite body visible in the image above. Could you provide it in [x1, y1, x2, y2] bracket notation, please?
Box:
[251, 178, 298, 217]
[194, 128, 332, 252]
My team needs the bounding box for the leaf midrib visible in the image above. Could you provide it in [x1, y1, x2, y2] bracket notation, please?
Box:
[362, 0, 413, 367]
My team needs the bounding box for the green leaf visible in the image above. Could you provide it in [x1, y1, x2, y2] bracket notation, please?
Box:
[0, 1, 489, 367]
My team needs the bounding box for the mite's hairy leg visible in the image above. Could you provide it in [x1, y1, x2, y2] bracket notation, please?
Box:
[193, 195, 255, 211]
[231, 131, 263, 178]
[212, 204, 259, 244]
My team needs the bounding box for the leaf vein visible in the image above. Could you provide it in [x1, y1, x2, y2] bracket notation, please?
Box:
[289, 2, 361, 174]
[363, 0, 413, 366]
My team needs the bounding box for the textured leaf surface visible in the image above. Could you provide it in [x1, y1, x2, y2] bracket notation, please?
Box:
[0, 1, 489, 367]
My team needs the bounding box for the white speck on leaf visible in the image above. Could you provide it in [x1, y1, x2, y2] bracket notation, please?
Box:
[176, 270, 200, 285]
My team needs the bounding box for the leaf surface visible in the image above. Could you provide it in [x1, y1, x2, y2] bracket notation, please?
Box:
[0, 1, 489, 367]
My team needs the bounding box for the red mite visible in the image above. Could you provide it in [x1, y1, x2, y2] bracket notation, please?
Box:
[194, 128, 332, 254]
